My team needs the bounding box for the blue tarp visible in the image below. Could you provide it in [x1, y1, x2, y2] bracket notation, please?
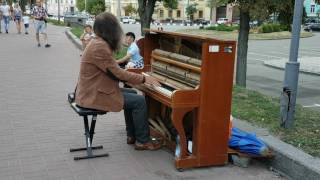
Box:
[229, 127, 268, 156]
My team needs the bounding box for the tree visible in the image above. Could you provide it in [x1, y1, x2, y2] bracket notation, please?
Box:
[123, 3, 137, 16]
[186, 3, 198, 20]
[163, 0, 178, 10]
[138, 0, 177, 35]
[225, 0, 277, 87]
[87, 0, 105, 15]
[76, 0, 85, 12]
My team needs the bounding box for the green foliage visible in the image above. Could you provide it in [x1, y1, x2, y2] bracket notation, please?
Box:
[259, 23, 287, 33]
[163, 0, 178, 10]
[186, 3, 198, 20]
[76, 0, 85, 12]
[71, 26, 84, 38]
[114, 47, 128, 59]
[87, 0, 105, 15]
[47, 18, 67, 26]
[206, 24, 239, 31]
[123, 3, 137, 16]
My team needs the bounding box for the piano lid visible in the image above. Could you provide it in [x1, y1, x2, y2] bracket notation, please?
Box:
[143, 29, 236, 44]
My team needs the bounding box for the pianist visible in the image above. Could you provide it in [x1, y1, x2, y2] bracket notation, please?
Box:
[75, 12, 161, 151]
[117, 32, 144, 69]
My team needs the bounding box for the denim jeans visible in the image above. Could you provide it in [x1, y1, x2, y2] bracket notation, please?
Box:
[3, 16, 9, 32]
[122, 88, 150, 144]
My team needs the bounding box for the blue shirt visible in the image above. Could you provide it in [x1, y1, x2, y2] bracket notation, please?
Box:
[127, 42, 143, 68]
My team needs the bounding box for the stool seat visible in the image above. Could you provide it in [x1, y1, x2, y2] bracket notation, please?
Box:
[70, 102, 107, 116]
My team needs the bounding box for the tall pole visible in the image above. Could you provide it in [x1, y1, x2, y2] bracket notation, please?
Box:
[58, 0, 60, 22]
[280, 0, 303, 128]
[117, 0, 121, 20]
[85, 0, 87, 13]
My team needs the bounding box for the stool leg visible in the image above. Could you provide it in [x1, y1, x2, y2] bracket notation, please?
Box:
[89, 115, 97, 144]
[70, 114, 109, 160]
[83, 115, 93, 156]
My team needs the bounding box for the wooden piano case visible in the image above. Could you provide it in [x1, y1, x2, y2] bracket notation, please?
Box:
[133, 29, 236, 170]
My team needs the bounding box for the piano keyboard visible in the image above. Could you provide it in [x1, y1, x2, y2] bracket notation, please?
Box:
[154, 86, 173, 98]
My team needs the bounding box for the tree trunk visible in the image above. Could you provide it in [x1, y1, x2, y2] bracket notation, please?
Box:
[138, 0, 156, 36]
[236, 9, 250, 87]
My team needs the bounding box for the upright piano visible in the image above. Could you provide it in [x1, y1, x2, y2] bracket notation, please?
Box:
[130, 29, 236, 169]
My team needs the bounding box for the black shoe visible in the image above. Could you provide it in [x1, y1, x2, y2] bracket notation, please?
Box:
[6, 31, 8, 34]
[45, 44, 51, 48]
[38, 43, 41, 47]
[25, 32, 28, 34]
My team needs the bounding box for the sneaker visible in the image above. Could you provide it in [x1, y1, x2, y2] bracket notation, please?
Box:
[38, 43, 41, 47]
[134, 141, 162, 151]
[45, 44, 51, 48]
[6, 31, 8, 33]
[25, 32, 28, 34]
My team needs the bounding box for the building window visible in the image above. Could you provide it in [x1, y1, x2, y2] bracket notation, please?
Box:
[160, 10, 164, 18]
[199, 10, 203, 18]
[177, 10, 181, 18]
[168, 10, 172, 18]
[311, 5, 315, 13]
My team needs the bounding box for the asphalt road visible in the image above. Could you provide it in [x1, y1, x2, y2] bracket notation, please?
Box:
[247, 33, 320, 111]
[122, 24, 320, 111]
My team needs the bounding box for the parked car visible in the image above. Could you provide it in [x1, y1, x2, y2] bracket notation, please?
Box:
[183, 19, 193, 26]
[304, 22, 320, 32]
[193, 18, 209, 25]
[121, 16, 136, 24]
[217, 18, 228, 25]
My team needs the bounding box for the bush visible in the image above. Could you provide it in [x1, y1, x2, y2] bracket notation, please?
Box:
[260, 24, 284, 33]
[205, 24, 239, 32]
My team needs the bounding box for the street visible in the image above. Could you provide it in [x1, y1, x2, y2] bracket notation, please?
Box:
[247, 33, 320, 111]
[0, 23, 284, 179]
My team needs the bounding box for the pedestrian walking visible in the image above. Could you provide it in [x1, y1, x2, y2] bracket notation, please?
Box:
[32, 0, 50, 48]
[0, 7, 2, 33]
[0, 1, 11, 33]
[13, 3, 22, 34]
[22, 12, 29, 34]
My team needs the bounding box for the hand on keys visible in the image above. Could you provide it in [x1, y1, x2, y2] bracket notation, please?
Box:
[144, 75, 161, 87]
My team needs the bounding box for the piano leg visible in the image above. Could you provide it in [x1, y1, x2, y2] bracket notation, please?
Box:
[171, 107, 196, 169]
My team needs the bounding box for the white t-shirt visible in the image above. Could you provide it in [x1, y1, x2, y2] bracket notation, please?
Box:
[22, 16, 29, 24]
[0, 5, 10, 16]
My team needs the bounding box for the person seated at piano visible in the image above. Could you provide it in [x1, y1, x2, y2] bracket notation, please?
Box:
[75, 12, 162, 151]
[117, 32, 144, 69]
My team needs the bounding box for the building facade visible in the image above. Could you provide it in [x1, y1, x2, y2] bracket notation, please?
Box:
[46, 0, 76, 16]
[105, 0, 236, 23]
[304, 0, 320, 17]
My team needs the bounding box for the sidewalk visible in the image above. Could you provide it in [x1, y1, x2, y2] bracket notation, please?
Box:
[264, 57, 320, 75]
[0, 23, 284, 180]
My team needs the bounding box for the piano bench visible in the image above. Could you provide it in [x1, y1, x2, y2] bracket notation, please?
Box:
[69, 101, 109, 160]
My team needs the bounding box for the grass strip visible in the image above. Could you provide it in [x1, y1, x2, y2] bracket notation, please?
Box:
[232, 86, 320, 157]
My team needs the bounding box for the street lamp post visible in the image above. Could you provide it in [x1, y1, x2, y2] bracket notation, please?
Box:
[280, 0, 304, 128]
[85, 0, 87, 12]
[58, 0, 60, 22]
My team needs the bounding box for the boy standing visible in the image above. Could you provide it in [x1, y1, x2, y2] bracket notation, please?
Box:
[22, 13, 29, 34]
[79, 24, 94, 50]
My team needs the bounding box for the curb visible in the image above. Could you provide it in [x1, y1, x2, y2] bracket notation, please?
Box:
[65, 27, 82, 50]
[264, 61, 320, 76]
[234, 119, 320, 180]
